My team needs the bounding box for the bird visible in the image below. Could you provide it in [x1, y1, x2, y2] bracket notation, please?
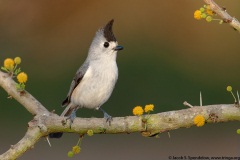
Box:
[49, 19, 123, 138]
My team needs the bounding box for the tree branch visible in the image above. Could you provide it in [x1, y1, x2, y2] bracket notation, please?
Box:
[0, 71, 49, 115]
[45, 104, 240, 137]
[204, 0, 240, 31]
[0, 126, 42, 160]
[1, 69, 240, 159]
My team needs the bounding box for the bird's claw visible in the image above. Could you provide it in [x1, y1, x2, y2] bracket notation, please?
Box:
[102, 109, 112, 126]
[66, 110, 76, 128]
[105, 115, 112, 126]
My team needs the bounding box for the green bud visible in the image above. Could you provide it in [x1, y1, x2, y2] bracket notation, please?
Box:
[67, 151, 74, 158]
[200, 7, 205, 12]
[237, 129, 240, 135]
[87, 130, 94, 136]
[206, 16, 212, 22]
[227, 86, 232, 92]
[201, 13, 207, 19]
[219, 20, 223, 24]
[14, 57, 21, 65]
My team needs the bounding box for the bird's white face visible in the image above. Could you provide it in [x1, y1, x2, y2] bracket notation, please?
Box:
[99, 40, 119, 55]
[88, 35, 119, 60]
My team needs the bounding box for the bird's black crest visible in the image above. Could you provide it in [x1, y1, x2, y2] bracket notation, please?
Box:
[103, 19, 117, 42]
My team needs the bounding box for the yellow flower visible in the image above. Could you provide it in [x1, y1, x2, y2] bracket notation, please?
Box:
[14, 57, 21, 65]
[133, 106, 144, 116]
[206, 9, 214, 16]
[87, 129, 94, 136]
[193, 115, 205, 127]
[227, 86, 232, 92]
[4, 58, 15, 70]
[72, 145, 81, 154]
[205, 5, 211, 10]
[17, 72, 28, 83]
[144, 104, 154, 113]
[194, 10, 202, 20]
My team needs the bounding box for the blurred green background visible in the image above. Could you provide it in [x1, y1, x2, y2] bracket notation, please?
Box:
[1, 0, 240, 159]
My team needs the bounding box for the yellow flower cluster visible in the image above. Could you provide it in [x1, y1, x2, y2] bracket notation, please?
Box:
[206, 8, 214, 16]
[72, 146, 81, 154]
[194, 10, 202, 20]
[2, 57, 28, 92]
[144, 104, 154, 113]
[67, 145, 81, 157]
[4, 58, 15, 70]
[67, 136, 83, 157]
[193, 115, 205, 127]
[133, 106, 144, 116]
[17, 72, 28, 83]
[3, 57, 21, 71]
[133, 104, 155, 116]
[193, 5, 219, 23]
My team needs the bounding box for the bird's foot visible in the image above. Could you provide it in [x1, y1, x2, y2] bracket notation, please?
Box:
[100, 108, 112, 125]
[104, 112, 113, 125]
[66, 109, 76, 128]
[49, 109, 77, 139]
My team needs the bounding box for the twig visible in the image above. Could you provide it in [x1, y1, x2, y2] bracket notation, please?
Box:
[46, 137, 51, 147]
[200, 91, 202, 106]
[183, 101, 194, 108]
[204, 0, 240, 31]
[237, 91, 240, 105]
[0, 71, 49, 115]
[0, 127, 42, 160]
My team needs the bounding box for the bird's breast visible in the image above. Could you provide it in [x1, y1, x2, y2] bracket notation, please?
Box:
[71, 60, 118, 109]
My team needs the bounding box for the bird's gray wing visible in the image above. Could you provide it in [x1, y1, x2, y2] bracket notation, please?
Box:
[62, 61, 89, 107]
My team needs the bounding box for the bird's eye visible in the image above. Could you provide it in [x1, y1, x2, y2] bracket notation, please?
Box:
[103, 42, 109, 48]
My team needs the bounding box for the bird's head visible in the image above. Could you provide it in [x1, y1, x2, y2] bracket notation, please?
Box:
[88, 19, 123, 60]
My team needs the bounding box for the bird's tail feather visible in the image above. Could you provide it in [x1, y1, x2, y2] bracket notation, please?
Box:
[49, 103, 75, 138]
[60, 104, 73, 117]
[62, 96, 70, 107]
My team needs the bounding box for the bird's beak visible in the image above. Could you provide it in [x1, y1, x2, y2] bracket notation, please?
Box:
[114, 45, 124, 51]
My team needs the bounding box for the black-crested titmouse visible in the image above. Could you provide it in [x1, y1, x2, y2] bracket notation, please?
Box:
[49, 19, 123, 138]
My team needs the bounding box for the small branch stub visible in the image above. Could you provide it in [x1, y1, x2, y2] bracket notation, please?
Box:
[183, 101, 194, 108]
